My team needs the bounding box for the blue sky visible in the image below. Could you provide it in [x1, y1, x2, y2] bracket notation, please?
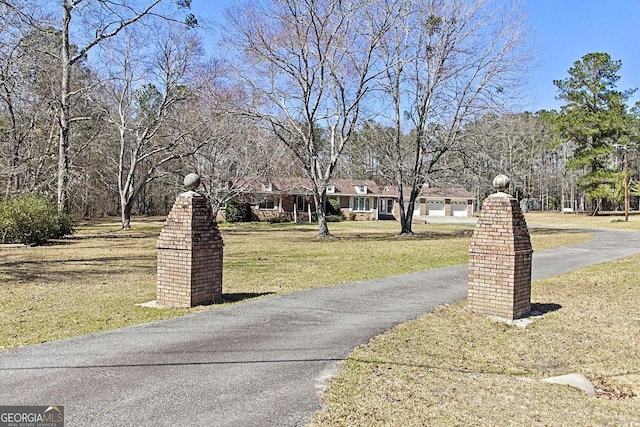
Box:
[523, 0, 640, 112]
[192, 0, 640, 113]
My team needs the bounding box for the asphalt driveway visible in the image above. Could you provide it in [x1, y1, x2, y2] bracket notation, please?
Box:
[1, 229, 639, 426]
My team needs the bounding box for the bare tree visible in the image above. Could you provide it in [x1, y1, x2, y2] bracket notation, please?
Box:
[0, 9, 81, 198]
[459, 112, 556, 205]
[0, 4, 25, 193]
[191, 117, 285, 217]
[180, 60, 290, 216]
[223, 0, 394, 237]
[100, 23, 204, 229]
[0, 5, 55, 194]
[375, 0, 531, 234]
[53, 0, 194, 212]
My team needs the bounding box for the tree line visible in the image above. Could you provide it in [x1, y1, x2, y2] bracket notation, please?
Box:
[1, 0, 637, 237]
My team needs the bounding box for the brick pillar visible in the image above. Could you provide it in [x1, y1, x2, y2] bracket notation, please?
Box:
[157, 176, 223, 308]
[468, 175, 532, 320]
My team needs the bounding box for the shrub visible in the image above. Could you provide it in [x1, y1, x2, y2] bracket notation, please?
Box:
[0, 194, 74, 244]
[224, 199, 252, 223]
[327, 199, 342, 215]
[267, 215, 291, 224]
[309, 213, 344, 223]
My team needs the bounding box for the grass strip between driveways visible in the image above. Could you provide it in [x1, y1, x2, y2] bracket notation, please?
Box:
[309, 213, 640, 427]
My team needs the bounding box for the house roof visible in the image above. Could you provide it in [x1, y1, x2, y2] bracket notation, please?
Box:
[327, 179, 382, 196]
[241, 177, 473, 200]
[380, 185, 474, 200]
[419, 187, 474, 199]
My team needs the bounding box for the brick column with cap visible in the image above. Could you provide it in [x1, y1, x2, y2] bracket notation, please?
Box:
[468, 174, 532, 320]
[156, 174, 224, 308]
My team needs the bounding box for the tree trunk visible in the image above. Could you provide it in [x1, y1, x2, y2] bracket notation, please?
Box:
[9, 125, 20, 194]
[399, 215, 412, 235]
[3, 86, 20, 193]
[121, 198, 133, 230]
[314, 191, 331, 238]
[592, 199, 601, 216]
[399, 197, 415, 235]
[57, 2, 72, 213]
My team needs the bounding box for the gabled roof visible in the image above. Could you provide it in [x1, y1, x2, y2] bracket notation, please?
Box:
[327, 179, 381, 196]
[239, 177, 313, 194]
[381, 185, 474, 200]
[236, 177, 473, 199]
[419, 187, 474, 199]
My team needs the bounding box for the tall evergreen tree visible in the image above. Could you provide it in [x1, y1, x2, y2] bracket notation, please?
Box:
[552, 52, 636, 214]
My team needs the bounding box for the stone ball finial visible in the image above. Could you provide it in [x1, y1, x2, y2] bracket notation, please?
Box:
[184, 173, 201, 191]
[493, 174, 510, 192]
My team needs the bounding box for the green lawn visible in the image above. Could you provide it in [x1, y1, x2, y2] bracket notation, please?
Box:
[3, 213, 636, 424]
[309, 213, 640, 426]
[0, 216, 589, 350]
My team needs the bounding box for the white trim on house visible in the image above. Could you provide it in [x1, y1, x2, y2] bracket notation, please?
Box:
[352, 196, 372, 212]
[378, 198, 394, 216]
[354, 183, 368, 195]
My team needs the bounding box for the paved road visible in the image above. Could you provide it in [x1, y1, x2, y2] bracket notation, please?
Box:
[1, 229, 639, 426]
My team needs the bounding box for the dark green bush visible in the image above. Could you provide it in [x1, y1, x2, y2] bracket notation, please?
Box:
[267, 215, 291, 224]
[0, 194, 74, 244]
[224, 199, 252, 223]
[309, 213, 344, 222]
[327, 198, 341, 215]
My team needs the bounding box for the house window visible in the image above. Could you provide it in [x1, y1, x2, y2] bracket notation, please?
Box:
[259, 198, 275, 209]
[355, 184, 367, 194]
[352, 197, 371, 212]
[326, 184, 335, 194]
[385, 199, 393, 213]
[262, 182, 272, 192]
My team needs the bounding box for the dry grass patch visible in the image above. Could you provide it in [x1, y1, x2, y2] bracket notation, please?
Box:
[222, 221, 476, 294]
[0, 228, 189, 349]
[0, 217, 590, 350]
[526, 211, 640, 231]
[309, 253, 640, 426]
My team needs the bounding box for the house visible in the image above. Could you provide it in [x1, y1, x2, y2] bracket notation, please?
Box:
[224, 177, 474, 222]
[414, 187, 476, 217]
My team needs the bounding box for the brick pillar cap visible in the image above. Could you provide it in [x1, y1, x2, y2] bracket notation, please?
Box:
[178, 190, 204, 198]
[493, 174, 510, 191]
[489, 174, 513, 199]
[184, 173, 201, 191]
[488, 191, 514, 199]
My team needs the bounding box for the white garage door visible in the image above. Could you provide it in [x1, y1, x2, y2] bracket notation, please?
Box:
[426, 199, 445, 216]
[452, 200, 468, 217]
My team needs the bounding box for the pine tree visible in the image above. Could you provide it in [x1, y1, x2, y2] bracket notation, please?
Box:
[552, 52, 636, 214]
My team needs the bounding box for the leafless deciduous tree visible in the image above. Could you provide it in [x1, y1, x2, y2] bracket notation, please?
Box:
[223, 0, 394, 237]
[99, 23, 204, 229]
[0, 4, 58, 195]
[375, 0, 531, 234]
[0, 5, 101, 199]
[181, 63, 287, 216]
[459, 113, 559, 205]
[53, 0, 193, 212]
